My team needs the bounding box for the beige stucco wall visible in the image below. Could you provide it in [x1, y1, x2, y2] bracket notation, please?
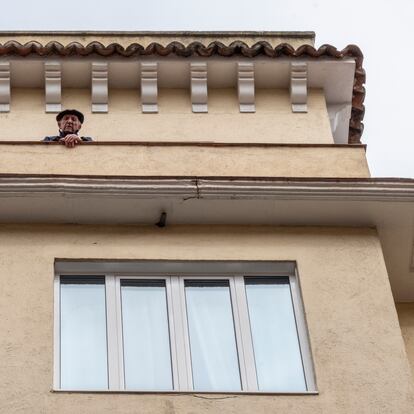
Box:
[0, 32, 314, 48]
[0, 144, 369, 178]
[0, 88, 334, 144]
[0, 225, 412, 413]
[397, 303, 414, 375]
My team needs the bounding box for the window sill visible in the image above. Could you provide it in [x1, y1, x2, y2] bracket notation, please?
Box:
[51, 389, 319, 396]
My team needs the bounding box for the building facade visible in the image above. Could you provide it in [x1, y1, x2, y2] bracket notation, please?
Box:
[0, 31, 413, 413]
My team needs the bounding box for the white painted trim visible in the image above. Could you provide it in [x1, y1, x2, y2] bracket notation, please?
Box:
[114, 277, 125, 390]
[0, 61, 10, 112]
[197, 179, 414, 201]
[0, 177, 197, 198]
[105, 275, 120, 390]
[44, 61, 62, 113]
[289, 273, 317, 392]
[190, 62, 208, 113]
[141, 62, 158, 113]
[238, 62, 255, 113]
[169, 275, 192, 389]
[2, 176, 414, 202]
[91, 62, 108, 113]
[327, 103, 352, 144]
[165, 276, 180, 390]
[290, 62, 307, 113]
[233, 275, 258, 391]
[53, 275, 61, 390]
[177, 276, 193, 389]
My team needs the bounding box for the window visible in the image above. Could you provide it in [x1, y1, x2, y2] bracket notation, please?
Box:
[54, 261, 316, 393]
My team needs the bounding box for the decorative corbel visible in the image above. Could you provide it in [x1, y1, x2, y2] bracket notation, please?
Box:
[44, 62, 62, 113]
[0, 62, 11, 113]
[190, 62, 208, 113]
[290, 62, 308, 113]
[238, 62, 255, 113]
[141, 62, 158, 113]
[91, 62, 108, 113]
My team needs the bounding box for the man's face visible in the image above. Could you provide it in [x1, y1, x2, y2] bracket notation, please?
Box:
[58, 114, 82, 134]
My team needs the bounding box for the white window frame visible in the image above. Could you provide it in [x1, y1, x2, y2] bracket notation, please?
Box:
[53, 260, 317, 394]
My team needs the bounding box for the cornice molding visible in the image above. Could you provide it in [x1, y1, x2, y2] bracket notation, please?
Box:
[0, 176, 196, 198]
[0, 176, 413, 202]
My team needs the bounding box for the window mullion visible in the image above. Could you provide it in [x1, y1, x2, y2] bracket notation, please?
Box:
[228, 276, 249, 390]
[234, 275, 258, 391]
[105, 274, 121, 390]
[170, 276, 192, 390]
[114, 276, 125, 390]
[53, 275, 61, 390]
[165, 276, 180, 391]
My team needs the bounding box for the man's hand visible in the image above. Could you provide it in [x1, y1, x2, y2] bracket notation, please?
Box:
[59, 134, 82, 148]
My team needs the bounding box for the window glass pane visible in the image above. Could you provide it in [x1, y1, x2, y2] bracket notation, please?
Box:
[60, 276, 108, 390]
[185, 280, 241, 391]
[121, 280, 173, 390]
[245, 277, 306, 392]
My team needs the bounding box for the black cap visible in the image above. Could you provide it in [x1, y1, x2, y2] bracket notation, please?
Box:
[56, 109, 84, 124]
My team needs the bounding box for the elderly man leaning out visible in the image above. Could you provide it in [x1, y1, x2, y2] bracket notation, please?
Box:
[43, 109, 93, 148]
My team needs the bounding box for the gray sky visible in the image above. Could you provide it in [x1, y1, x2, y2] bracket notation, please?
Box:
[1, 0, 413, 177]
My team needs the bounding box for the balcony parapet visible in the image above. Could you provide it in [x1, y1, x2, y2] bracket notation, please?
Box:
[0, 141, 369, 178]
[0, 33, 363, 144]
